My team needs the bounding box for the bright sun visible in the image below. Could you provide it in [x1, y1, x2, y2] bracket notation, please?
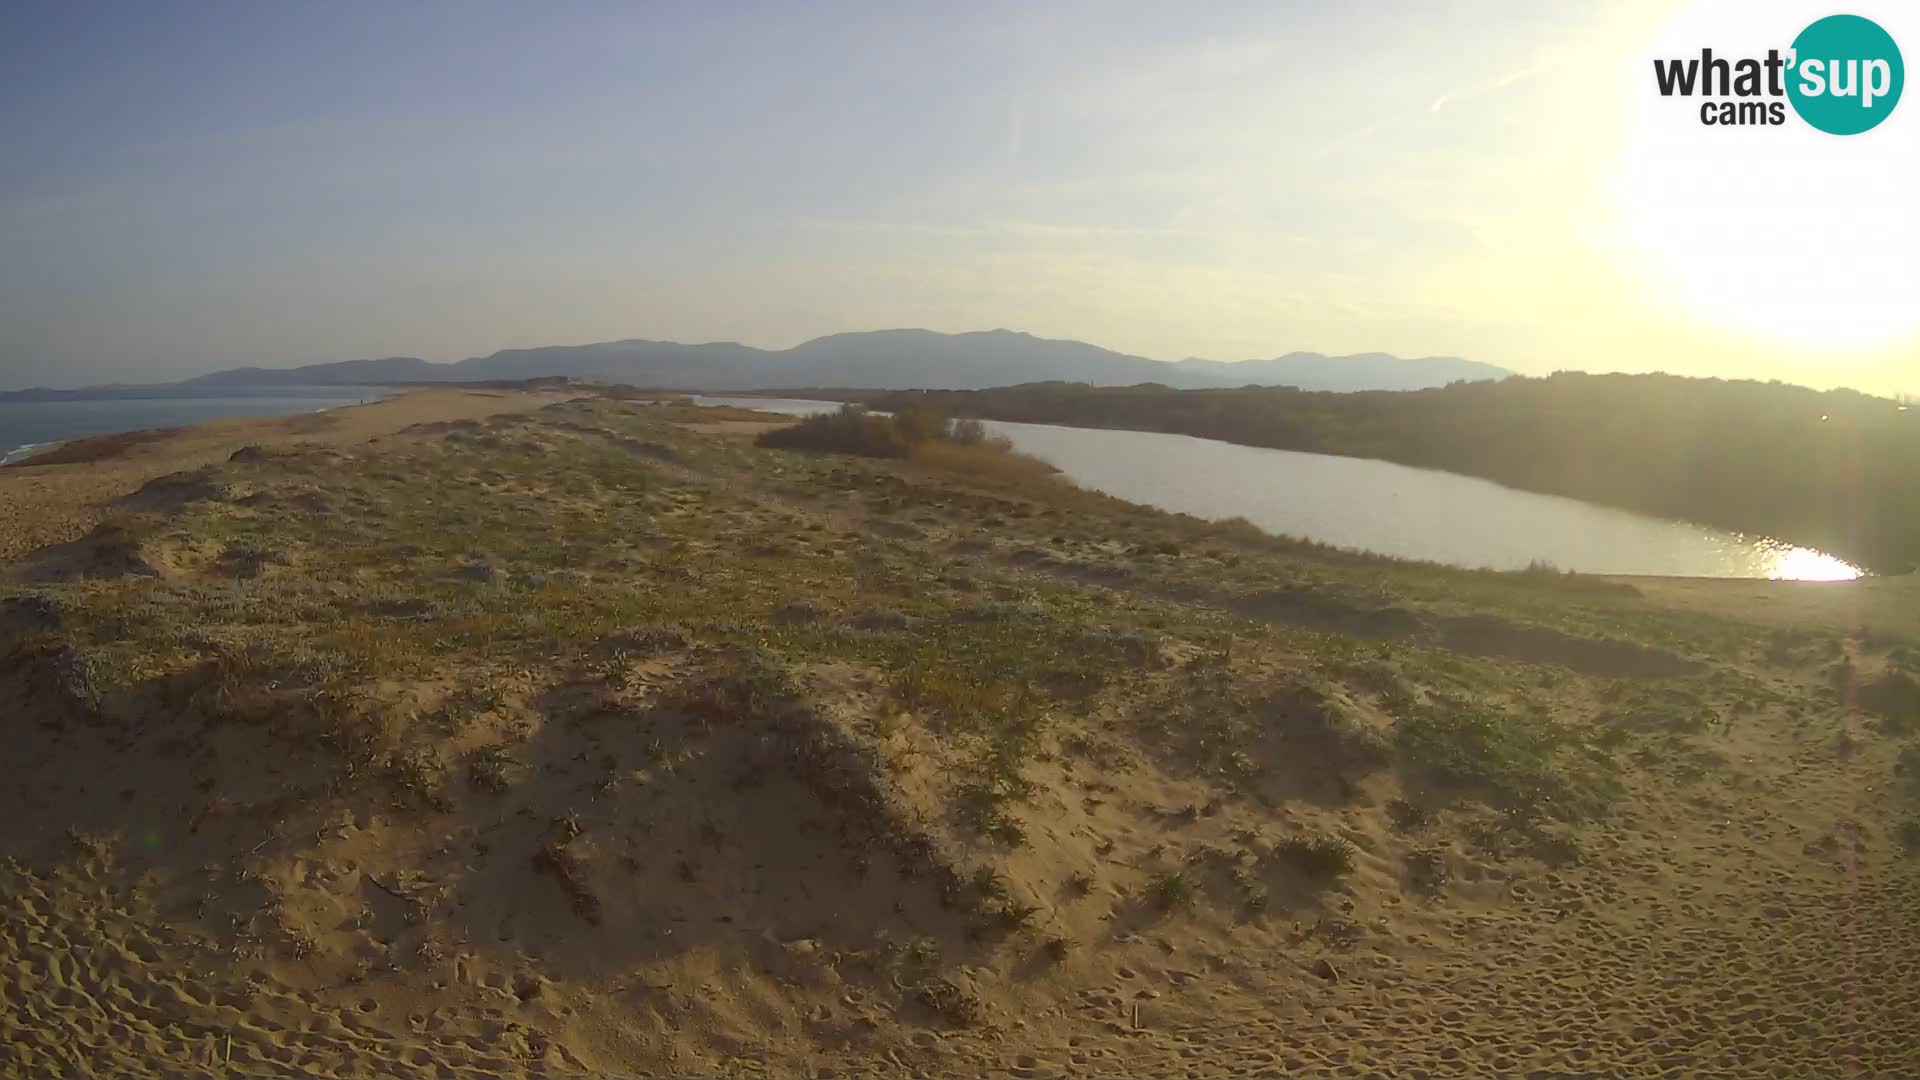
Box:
[1611, 0, 1920, 348]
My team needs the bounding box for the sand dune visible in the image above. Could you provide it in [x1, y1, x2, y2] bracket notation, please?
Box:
[0, 389, 577, 565]
[3, 395, 1917, 1076]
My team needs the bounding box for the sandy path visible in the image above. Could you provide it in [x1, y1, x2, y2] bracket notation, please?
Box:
[0, 389, 574, 565]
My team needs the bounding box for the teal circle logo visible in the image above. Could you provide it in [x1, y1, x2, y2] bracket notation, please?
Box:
[1787, 14, 1904, 134]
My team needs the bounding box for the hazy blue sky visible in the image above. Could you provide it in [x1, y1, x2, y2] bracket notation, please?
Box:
[3, 0, 1916, 392]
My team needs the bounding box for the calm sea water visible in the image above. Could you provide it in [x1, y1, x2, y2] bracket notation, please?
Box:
[696, 396, 1863, 581]
[0, 390, 386, 464]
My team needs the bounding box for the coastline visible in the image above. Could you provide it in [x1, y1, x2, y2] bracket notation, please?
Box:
[0, 441, 58, 467]
[0, 389, 395, 468]
[0, 387, 575, 565]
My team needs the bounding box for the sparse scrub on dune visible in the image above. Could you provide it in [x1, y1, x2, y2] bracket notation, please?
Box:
[216, 538, 285, 579]
[593, 384, 685, 403]
[912, 977, 984, 1027]
[1898, 746, 1920, 800]
[467, 746, 516, 794]
[1386, 798, 1435, 832]
[1145, 869, 1194, 912]
[187, 639, 286, 721]
[952, 865, 1037, 939]
[1136, 672, 1388, 792]
[5, 427, 177, 468]
[969, 864, 1010, 903]
[1275, 682, 1392, 767]
[387, 746, 450, 809]
[531, 841, 602, 924]
[1270, 833, 1357, 879]
[7, 631, 107, 718]
[1899, 818, 1920, 853]
[1405, 846, 1450, 895]
[1398, 702, 1604, 822]
[906, 438, 1058, 485]
[755, 402, 1055, 483]
[988, 898, 1040, 933]
[39, 512, 170, 580]
[756, 404, 914, 457]
[954, 777, 1029, 846]
[893, 651, 1036, 727]
[659, 652, 797, 731]
[1858, 670, 1920, 734]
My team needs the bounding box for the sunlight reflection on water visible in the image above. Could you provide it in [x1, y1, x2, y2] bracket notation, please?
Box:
[1759, 543, 1863, 582]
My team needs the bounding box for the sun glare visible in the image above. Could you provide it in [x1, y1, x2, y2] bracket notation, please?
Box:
[1612, 0, 1920, 349]
[1763, 542, 1863, 581]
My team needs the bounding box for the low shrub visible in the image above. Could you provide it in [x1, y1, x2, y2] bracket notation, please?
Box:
[1399, 703, 1600, 821]
[756, 404, 1045, 481]
[1271, 833, 1357, 878]
[755, 405, 913, 458]
[1859, 670, 1920, 734]
[1146, 869, 1194, 911]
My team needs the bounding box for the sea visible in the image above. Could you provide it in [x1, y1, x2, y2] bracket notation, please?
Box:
[0, 389, 388, 465]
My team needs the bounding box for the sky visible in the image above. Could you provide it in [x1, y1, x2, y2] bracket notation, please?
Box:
[2, 0, 1916, 394]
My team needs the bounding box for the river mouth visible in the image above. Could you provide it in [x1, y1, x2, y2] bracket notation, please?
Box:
[694, 397, 1866, 582]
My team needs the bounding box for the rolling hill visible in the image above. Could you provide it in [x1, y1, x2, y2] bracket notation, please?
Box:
[0, 330, 1510, 398]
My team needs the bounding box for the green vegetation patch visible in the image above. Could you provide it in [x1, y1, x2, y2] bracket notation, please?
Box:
[1398, 702, 1610, 821]
[756, 402, 1005, 459]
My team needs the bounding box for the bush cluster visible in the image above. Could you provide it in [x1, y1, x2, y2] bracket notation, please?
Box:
[756, 403, 1008, 459]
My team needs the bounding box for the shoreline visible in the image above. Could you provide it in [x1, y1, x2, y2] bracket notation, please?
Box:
[0, 441, 58, 467]
[0, 387, 577, 565]
[0, 389, 397, 467]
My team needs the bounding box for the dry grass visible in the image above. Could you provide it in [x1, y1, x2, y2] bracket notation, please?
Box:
[530, 841, 602, 925]
[908, 439, 1057, 485]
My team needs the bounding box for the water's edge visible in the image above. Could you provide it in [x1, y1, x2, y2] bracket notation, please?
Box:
[0, 442, 59, 466]
[693, 396, 1862, 581]
[0, 390, 389, 465]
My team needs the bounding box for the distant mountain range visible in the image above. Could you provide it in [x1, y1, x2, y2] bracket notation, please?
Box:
[1169, 352, 1513, 392]
[0, 329, 1512, 400]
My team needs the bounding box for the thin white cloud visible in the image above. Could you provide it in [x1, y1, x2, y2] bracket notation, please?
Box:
[791, 219, 1202, 242]
[1430, 63, 1547, 113]
[1316, 60, 1548, 159]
